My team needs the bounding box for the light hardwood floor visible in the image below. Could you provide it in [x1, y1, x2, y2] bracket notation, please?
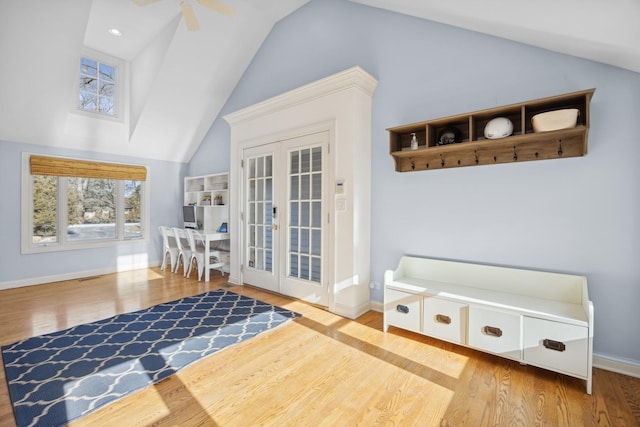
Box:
[0, 268, 638, 427]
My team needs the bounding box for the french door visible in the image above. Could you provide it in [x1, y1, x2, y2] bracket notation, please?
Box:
[242, 132, 329, 306]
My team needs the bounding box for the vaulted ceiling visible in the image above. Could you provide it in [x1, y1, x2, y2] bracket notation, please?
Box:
[1, 0, 638, 163]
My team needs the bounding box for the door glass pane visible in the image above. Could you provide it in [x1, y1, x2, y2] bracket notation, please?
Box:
[301, 149, 310, 173]
[311, 257, 321, 282]
[301, 174, 310, 199]
[312, 173, 321, 199]
[249, 158, 256, 179]
[257, 157, 264, 178]
[311, 230, 321, 256]
[300, 201, 309, 227]
[290, 175, 299, 200]
[290, 254, 298, 277]
[312, 147, 322, 172]
[300, 255, 310, 280]
[290, 202, 298, 226]
[288, 146, 322, 283]
[312, 202, 321, 228]
[300, 228, 309, 254]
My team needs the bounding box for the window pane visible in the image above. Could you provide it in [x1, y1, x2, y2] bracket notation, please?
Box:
[66, 177, 116, 241]
[80, 77, 97, 93]
[80, 58, 97, 77]
[99, 82, 114, 97]
[98, 97, 114, 114]
[99, 63, 115, 83]
[32, 175, 58, 244]
[79, 92, 97, 111]
[124, 180, 142, 239]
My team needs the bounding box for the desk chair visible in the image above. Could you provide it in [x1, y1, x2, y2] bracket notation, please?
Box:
[172, 227, 192, 276]
[159, 226, 179, 273]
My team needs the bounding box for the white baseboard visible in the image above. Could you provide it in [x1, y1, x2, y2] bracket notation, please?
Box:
[369, 300, 383, 313]
[0, 261, 162, 291]
[593, 353, 640, 378]
[331, 300, 371, 320]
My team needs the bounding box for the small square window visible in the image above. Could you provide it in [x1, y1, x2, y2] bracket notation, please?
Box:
[78, 56, 116, 116]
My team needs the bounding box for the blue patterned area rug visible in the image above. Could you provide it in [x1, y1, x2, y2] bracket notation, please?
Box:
[2, 290, 300, 427]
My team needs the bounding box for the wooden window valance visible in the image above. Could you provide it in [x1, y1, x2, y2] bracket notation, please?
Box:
[30, 155, 147, 181]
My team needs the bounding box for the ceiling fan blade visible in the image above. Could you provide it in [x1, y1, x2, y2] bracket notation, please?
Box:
[197, 0, 236, 17]
[131, 0, 161, 6]
[181, 1, 200, 31]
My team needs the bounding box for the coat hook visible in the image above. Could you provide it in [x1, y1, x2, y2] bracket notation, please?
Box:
[457, 159, 461, 165]
[558, 139, 564, 156]
[411, 161, 415, 170]
[426, 163, 429, 168]
[474, 150, 479, 165]
[513, 146, 518, 161]
[535, 152, 539, 158]
[440, 154, 445, 168]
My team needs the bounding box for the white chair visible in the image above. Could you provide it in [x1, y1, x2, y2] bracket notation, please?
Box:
[172, 228, 192, 276]
[159, 226, 179, 273]
[185, 229, 207, 281]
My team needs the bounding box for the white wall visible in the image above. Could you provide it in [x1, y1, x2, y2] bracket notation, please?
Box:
[191, 0, 640, 364]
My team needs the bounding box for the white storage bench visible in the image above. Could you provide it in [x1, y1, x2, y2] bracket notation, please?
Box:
[383, 256, 594, 393]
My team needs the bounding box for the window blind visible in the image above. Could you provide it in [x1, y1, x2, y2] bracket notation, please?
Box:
[30, 155, 147, 181]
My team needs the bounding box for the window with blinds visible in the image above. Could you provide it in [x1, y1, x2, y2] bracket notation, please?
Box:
[22, 153, 149, 253]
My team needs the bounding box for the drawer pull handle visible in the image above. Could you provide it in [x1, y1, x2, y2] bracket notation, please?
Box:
[483, 326, 503, 337]
[396, 304, 409, 314]
[435, 314, 451, 325]
[543, 339, 566, 352]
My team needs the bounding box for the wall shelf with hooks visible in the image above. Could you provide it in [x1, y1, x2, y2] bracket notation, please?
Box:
[388, 88, 595, 172]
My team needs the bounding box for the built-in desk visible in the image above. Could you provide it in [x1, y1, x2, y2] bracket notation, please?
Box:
[194, 230, 230, 282]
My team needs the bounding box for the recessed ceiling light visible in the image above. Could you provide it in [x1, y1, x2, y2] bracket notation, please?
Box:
[108, 28, 122, 37]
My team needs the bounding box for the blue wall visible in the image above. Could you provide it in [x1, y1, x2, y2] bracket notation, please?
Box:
[0, 140, 186, 284]
[191, 0, 640, 363]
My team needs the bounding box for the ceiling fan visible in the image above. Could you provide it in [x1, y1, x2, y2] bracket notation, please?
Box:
[132, 0, 235, 31]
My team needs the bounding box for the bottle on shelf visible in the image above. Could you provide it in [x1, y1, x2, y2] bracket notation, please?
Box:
[410, 132, 418, 150]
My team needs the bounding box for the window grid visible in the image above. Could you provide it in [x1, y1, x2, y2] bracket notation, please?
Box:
[247, 155, 273, 272]
[288, 147, 322, 283]
[79, 57, 116, 116]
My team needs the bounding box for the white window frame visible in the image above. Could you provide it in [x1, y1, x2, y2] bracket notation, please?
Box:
[21, 153, 150, 254]
[72, 48, 126, 122]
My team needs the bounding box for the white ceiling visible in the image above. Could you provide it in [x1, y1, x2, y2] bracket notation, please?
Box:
[0, 0, 638, 163]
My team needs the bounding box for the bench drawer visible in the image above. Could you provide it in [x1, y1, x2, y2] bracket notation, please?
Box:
[468, 306, 522, 360]
[523, 317, 589, 377]
[385, 288, 421, 333]
[423, 297, 467, 344]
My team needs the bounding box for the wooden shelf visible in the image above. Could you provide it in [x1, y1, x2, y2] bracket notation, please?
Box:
[388, 88, 595, 172]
